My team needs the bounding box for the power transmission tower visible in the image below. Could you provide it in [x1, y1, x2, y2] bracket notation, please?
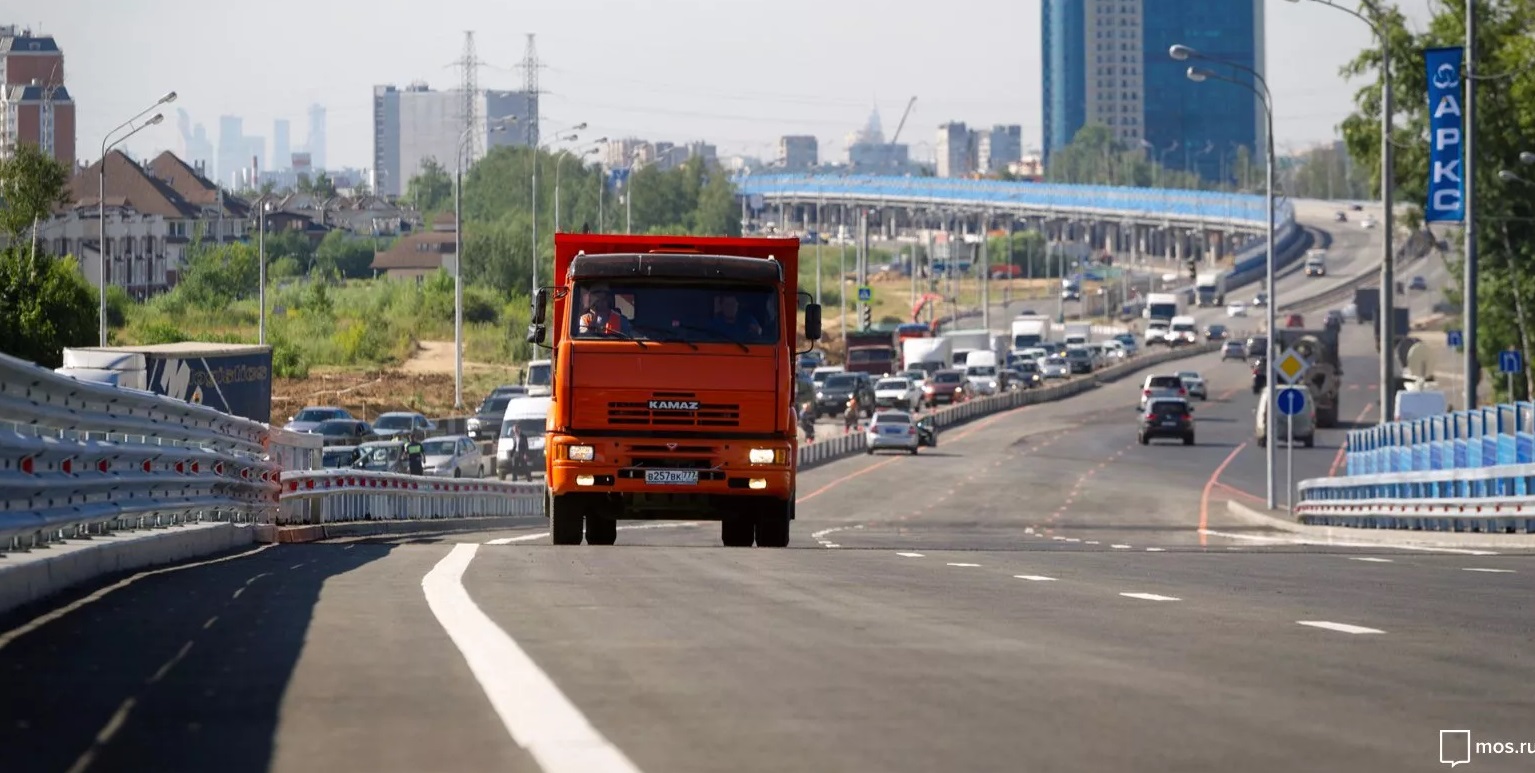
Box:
[517, 33, 543, 147]
[459, 31, 482, 162]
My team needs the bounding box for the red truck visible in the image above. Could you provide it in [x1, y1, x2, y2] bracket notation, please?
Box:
[843, 330, 898, 376]
[527, 233, 822, 548]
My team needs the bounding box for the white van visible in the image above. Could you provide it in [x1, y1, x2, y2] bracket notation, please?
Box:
[1256, 385, 1315, 447]
[524, 359, 553, 397]
[963, 350, 999, 395]
[497, 396, 552, 478]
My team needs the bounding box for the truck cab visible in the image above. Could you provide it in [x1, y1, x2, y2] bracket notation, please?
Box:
[528, 234, 822, 548]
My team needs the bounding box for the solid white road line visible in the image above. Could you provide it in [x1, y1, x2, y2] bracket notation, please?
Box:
[1119, 592, 1181, 602]
[896, 552, 925, 558]
[423, 544, 643, 773]
[1014, 575, 1057, 582]
[1297, 620, 1386, 635]
[1348, 557, 1394, 563]
[1199, 529, 1499, 556]
[1462, 567, 1516, 573]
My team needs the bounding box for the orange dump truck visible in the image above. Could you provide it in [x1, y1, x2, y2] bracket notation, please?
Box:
[526, 233, 823, 547]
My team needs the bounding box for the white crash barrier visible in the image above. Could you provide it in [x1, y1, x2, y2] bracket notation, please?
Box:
[0, 351, 281, 550]
[277, 469, 544, 525]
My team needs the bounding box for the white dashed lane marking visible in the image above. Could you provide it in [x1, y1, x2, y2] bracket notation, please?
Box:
[1119, 592, 1181, 602]
[947, 562, 982, 568]
[1014, 575, 1057, 582]
[1348, 557, 1394, 563]
[896, 552, 925, 558]
[1297, 621, 1386, 635]
[1463, 567, 1515, 573]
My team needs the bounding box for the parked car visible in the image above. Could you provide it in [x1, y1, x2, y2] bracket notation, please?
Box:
[284, 406, 354, 433]
[310, 418, 375, 447]
[420, 435, 485, 478]
[371, 411, 437, 440]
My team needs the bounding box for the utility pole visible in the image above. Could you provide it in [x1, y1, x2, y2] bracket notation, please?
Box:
[859, 208, 870, 330]
[1462, 2, 1480, 409]
[980, 212, 991, 332]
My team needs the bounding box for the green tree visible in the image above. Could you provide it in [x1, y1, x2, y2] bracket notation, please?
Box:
[176, 241, 260, 309]
[1046, 124, 1217, 190]
[1338, 0, 1535, 399]
[312, 229, 376, 279]
[0, 248, 96, 366]
[405, 158, 454, 214]
[0, 143, 71, 240]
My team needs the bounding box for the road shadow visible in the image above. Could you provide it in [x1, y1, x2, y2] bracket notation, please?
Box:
[0, 542, 394, 773]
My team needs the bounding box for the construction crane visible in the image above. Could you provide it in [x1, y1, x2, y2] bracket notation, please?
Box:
[890, 97, 917, 144]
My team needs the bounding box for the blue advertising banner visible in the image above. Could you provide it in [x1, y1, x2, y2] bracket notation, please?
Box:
[1424, 46, 1465, 223]
[607, 167, 630, 190]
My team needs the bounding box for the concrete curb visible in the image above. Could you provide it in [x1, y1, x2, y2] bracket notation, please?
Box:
[0, 522, 258, 617]
[1223, 499, 1535, 550]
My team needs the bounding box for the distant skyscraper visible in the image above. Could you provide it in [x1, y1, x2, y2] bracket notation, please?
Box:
[217, 115, 245, 187]
[307, 103, 327, 171]
[778, 135, 818, 171]
[273, 119, 290, 172]
[1041, 0, 1264, 182]
[371, 83, 535, 197]
[936, 122, 971, 178]
[978, 125, 1022, 174]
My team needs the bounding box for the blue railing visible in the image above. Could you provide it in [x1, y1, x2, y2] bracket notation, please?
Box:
[1344, 403, 1535, 477]
[735, 173, 1295, 230]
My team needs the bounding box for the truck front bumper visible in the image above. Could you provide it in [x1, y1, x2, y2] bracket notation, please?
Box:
[545, 433, 795, 499]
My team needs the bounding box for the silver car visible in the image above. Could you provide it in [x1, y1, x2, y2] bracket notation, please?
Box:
[864, 410, 920, 455]
[420, 435, 485, 478]
[372, 411, 437, 440]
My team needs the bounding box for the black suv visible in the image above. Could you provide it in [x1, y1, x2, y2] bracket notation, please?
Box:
[815, 372, 876, 418]
[1140, 397, 1195, 445]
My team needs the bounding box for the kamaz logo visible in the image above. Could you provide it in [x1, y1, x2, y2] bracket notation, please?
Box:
[649, 400, 699, 411]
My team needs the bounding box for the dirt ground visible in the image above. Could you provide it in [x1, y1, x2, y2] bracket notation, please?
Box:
[271, 340, 520, 422]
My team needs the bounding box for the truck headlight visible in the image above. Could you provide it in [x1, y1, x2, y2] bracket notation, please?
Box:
[567, 444, 594, 461]
[749, 448, 778, 464]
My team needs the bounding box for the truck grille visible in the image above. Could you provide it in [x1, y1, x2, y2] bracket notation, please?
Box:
[608, 393, 740, 427]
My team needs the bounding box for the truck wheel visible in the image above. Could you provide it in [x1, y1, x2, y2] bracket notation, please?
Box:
[721, 516, 755, 547]
[586, 514, 618, 545]
[755, 500, 791, 548]
[549, 494, 584, 545]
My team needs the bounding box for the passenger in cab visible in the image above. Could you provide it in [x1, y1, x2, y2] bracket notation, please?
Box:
[577, 283, 633, 337]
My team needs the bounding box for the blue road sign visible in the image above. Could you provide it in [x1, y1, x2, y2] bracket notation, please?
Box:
[1499, 349, 1523, 374]
[1447, 329, 1463, 349]
[857, 285, 872, 302]
[1276, 387, 1306, 417]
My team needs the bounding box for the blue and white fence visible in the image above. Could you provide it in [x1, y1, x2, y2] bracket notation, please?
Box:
[1297, 402, 1535, 533]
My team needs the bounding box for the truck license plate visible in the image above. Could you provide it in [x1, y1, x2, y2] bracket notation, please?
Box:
[644, 469, 698, 486]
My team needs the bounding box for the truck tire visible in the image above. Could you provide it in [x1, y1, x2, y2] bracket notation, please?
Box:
[549, 494, 584, 545]
[586, 514, 617, 545]
[755, 499, 791, 548]
[721, 515, 755, 547]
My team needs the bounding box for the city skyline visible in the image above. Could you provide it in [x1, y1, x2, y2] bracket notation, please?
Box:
[8, 0, 1436, 174]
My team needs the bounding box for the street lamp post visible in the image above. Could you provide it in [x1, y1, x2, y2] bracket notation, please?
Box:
[1174, 44, 1279, 509]
[1286, 0, 1394, 424]
[258, 200, 268, 345]
[98, 92, 175, 346]
[531, 124, 585, 296]
[554, 141, 605, 235]
[452, 118, 515, 410]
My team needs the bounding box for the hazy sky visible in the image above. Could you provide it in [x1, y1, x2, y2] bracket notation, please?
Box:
[18, 0, 1436, 170]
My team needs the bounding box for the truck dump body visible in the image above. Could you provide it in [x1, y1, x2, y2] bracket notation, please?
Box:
[540, 233, 809, 547]
[844, 330, 897, 375]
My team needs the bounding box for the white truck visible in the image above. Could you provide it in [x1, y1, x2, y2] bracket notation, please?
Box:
[902, 336, 953, 375]
[1010, 315, 1053, 349]
[1063, 322, 1092, 346]
[942, 328, 996, 367]
[1195, 272, 1225, 307]
[963, 350, 1001, 395]
[1304, 250, 1328, 277]
[1167, 315, 1199, 346]
[1143, 292, 1184, 345]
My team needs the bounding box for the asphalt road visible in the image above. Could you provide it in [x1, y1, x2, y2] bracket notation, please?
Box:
[4, 306, 1533, 773]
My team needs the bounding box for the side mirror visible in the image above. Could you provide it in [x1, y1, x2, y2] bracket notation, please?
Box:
[530, 287, 549, 325]
[804, 302, 822, 342]
[526, 324, 546, 345]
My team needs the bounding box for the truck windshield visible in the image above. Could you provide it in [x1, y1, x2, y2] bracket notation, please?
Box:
[570, 281, 780, 344]
[526, 363, 551, 387]
[1148, 303, 1177, 318]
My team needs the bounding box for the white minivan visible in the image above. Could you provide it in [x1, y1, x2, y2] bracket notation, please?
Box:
[1256, 385, 1315, 448]
[524, 359, 553, 397]
[498, 396, 552, 478]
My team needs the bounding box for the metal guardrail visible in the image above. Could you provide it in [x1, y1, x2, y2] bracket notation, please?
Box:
[0, 351, 282, 550]
[276, 469, 543, 525]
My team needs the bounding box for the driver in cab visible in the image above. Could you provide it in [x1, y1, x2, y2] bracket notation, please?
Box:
[577, 283, 633, 337]
[712, 292, 764, 339]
